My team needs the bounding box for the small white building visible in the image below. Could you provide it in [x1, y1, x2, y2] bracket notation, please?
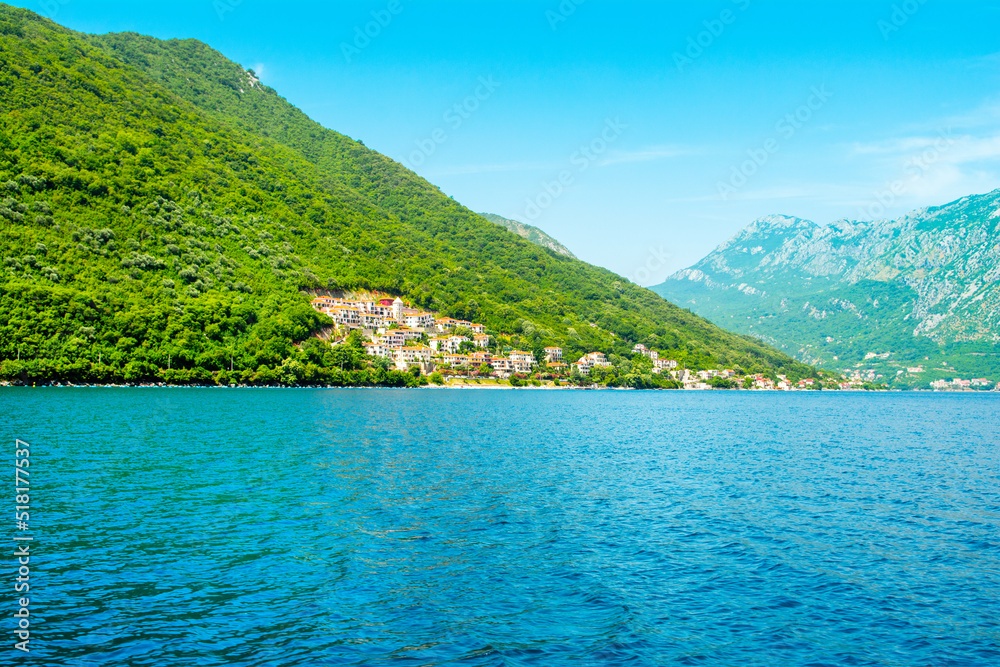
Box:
[394, 346, 431, 365]
[513, 360, 534, 374]
[509, 350, 535, 365]
[331, 306, 362, 328]
[379, 331, 408, 349]
[363, 342, 392, 359]
[468, 352, 493, 366]
[572, 352, 610, 375]
[359, 312, 386, 329]
[431, 336, 470, 354]
[434, 317, 464, 331]
[491, 357, 514, 377]
[442, 354, 474, 367]
[652, 358, 678, 374]
[404, 312, 435, 329]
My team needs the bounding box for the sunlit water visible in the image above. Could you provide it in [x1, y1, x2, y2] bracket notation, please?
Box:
[3, 388, 999, 666]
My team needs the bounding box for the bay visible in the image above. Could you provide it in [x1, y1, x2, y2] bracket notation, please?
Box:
[3, 389, 999, 666]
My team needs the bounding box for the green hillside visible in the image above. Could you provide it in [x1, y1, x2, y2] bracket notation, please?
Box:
[0, 5, 818, 386]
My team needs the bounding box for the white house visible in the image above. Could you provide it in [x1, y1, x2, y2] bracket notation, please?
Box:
[468, 352, 493, 365]
[633, 344, 661, 361]
[491, 357, 514, 377]
[359, 312, 386, 329]
[585, 352, 610, 366]
[509, 350, 535, 365]
[393, 346, 431, 365]
[442, 354, 474, 367]
[363, 342, 392, 359]
[331, 306, 361, 328]
[404, 312, 435, 329]
[513, 360, 534, 374]
[434, 317, 464, 331]
[572, 352, 610, 375]
[431, 336, 470, 354]
[379, 331, 408, 349]
[652, 358, 678, 374]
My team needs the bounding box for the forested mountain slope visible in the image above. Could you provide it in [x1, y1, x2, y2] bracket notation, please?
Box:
[0, 5, 816, 384]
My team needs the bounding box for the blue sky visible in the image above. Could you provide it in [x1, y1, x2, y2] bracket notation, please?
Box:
[14, 0, 1000, 284]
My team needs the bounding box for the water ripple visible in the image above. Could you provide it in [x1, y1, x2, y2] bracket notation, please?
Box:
[3, 388, 999, 665]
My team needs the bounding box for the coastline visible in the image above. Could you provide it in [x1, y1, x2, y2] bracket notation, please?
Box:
[0, 380, 938, 392]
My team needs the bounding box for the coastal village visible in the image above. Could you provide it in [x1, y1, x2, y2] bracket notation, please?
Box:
[309, 294, 866, 390]
[843, 353, 1000, 392]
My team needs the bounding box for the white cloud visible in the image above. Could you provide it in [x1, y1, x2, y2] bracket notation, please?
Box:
[846, 128, 1000, 211]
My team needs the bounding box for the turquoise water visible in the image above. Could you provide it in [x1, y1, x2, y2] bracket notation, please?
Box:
[4, 389, 999, 666]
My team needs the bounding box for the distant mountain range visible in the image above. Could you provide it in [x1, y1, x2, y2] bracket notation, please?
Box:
[479, 213, 576, 258]
[652, 190, 1000, 387]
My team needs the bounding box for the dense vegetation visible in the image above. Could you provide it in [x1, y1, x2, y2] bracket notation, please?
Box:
[0, 5, 818, 386]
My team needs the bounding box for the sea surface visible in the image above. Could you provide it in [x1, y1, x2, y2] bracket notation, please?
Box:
[3, 388, 999, 666]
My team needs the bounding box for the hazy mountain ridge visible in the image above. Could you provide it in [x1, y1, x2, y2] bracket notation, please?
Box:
[654, 190, 1000, 385]
[479, 213, 576, 258]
